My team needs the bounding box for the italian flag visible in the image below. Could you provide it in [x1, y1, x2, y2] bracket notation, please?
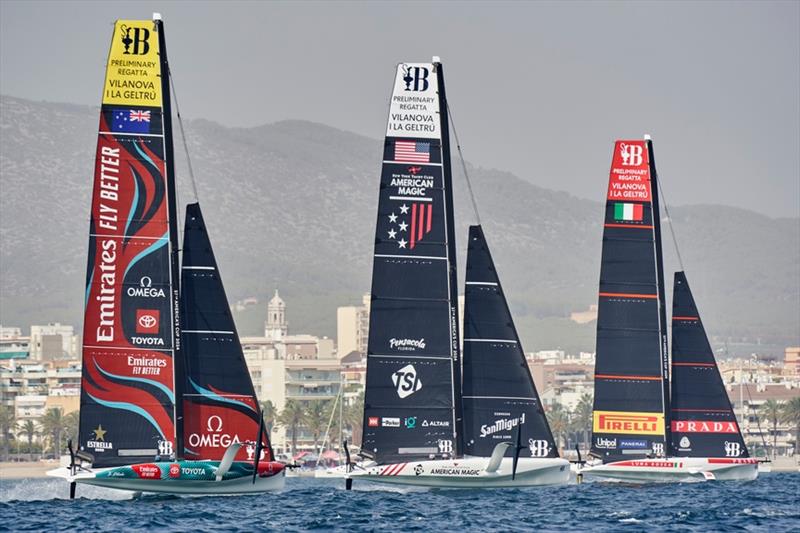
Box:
[614, 202, 643, 221]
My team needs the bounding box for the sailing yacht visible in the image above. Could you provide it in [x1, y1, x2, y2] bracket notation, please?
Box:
[579, 138, 758, 482]
[47, 15, 284, 496]
[347, 60, 568, 488]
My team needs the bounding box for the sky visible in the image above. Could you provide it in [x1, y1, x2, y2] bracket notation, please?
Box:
[1, 0, 798, 217]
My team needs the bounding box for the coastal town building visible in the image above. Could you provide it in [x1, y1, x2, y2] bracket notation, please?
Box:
[29, 323, 77, 360]
[336, 293, 370, 358]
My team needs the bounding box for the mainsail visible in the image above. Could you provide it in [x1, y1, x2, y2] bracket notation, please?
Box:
[361, 61, 463, 464]
[462, 226, 558, 458]
[180, 203, 271, 462]
[670, 272, 749, 458]
[590, 139, 669, 462]
[79, 19, 179, 466]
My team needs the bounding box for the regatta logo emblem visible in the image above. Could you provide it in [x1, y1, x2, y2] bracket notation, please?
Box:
[480, 413, 525, 438]
[679, 436, 691, 449]
[120, 25, 150, 55]
[392, 364, 422, 398]
[652, 442, 665, 456]
[402, 66, 430, 92]
[157, 440, 173, 457]
[127, 276, 166, 298]
[724, 441, 742, 457]
[414, 464, 424, 476]
[136, 309, 160, 334]
[595, 437, 617, 449]
[389, 338, 426, 351]
[528, 439, 551, 457]
[593, 411, 665, 435]
[438, 439, 453, 454]
[619, 142, 643, 166]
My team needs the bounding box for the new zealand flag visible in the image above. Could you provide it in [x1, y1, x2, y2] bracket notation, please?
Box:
[111, 109, 151, 134]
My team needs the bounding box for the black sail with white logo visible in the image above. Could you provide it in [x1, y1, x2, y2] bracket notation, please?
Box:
[670, 271, 748, 458]
[361, 61, 462, 464]
[462, 225, 558, 458]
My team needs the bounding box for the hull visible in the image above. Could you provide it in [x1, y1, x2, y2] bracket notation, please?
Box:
[349, 457, 569, 488]
[580, 457, 758, 483]
[47, 460, 285, 495]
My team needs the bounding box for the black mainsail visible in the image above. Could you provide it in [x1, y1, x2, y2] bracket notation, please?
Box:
[670, 272, 749, 459]
[361, 61, 462, 464]
[180, 203, 273, 463]
[590, 139, 669, 462]
[462, 226, 558, 458]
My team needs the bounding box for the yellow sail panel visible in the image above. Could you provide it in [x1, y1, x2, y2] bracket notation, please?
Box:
[102, 20, 162, 107]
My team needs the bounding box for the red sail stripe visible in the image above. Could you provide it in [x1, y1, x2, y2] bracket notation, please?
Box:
[410, 203, 417, 250]
[417, 203, 424, 242]
[604, 223, 654, 229]
[672, 362, 715, 367]
[426, 204, 432, 233]
[599, 292, 658, 299]
[595, 373, 662, 381]
[672, 316, 699, 320]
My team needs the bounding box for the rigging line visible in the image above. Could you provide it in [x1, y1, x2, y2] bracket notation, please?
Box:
[445, 101, 481, 225]
[743, 379, 771, 455]
[168, 66, 199, 202]
[656, 174, 685, 271]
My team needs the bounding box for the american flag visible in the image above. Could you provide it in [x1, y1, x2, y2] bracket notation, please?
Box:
[129, 110, 151, 122]
[394, 140, 430, 163]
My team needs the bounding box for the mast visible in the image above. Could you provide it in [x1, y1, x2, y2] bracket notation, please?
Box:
[646, 136, 671, 454]
[155, 14, 184, 460]
[434, 58, 464, 457]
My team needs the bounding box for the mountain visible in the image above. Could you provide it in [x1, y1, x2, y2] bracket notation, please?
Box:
[1, 95, 797, 355]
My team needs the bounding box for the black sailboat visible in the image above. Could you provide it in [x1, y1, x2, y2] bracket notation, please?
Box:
[462, 225, 560, 460]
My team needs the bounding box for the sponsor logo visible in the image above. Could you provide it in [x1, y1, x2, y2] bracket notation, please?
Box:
[181, 467, 207, 477]
[671, 420, 739, 433]
[528, 439, 551, 458]
[421, 420, 450, 428]
[619, 142, 643, 166]
[392, 364, 422, 398]
[414, 464, 424, 476]
[120, 24, 151, 55]
[87, 424, 113, 451]
[480, 413, 525, 438]
[389, 338, 426, 351]
[724, 441, 742, 457]
[127, 276, 166, 298]
[652, 442, 665, 456]
[402, 66, 430, 92]
[168, 463, 180, 478]
[595, 437, 617, 449]
[438, 439, 453, 454]
[127, 355, 166, 376]
[405, 417, 417, 429]
[368, 416, 379, 427]
[593, 411, 665, 435]
[136, 309, 160, 334]
[430, 467, 481, 476]
[188, 416, 245, 450]
[157, 439, 173, 457]
[619, 439, 648, 449]
[132, 463, 160, 479]
[679, 436, 691, 449]
[382, 417, 401, 428]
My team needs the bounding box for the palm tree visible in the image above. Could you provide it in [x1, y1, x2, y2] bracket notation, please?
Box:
[39, 407, 67, 458]
[0, 405, 15, 461]
[760, 399, 783, 459]
[571, 394, 593, 451]
[277, 400, 305, 457]
[303, 400, 332, 453]
[260, 400, 278, 436]
[344, 390, 364, 447]
[63, 411, 79, 446]
[780, 396, 800, 456]
[546, 402, 570, 453]
[16, 419, 39, 460]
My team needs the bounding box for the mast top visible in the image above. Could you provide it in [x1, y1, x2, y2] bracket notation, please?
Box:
[432, 56, 441, 64]
[153, 12, 162, 21]
[644, 134, 652, 140]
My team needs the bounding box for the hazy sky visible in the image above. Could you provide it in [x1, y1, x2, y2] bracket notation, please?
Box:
[1, 0, 798, 217]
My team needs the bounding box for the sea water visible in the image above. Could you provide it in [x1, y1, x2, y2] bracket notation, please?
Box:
[1, 474, 798, 531]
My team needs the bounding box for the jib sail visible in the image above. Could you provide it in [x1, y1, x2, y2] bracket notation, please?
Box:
[462, 226, 558, 458]
[670, 272, 748, 458]
[361, 61, 463, 464]
[180, 203, 272, 462]
[590, 139, 669, 462]
[79, 19, 179, 467]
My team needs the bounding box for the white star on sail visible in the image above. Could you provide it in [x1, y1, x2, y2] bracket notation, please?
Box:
[388, 229, 397, 239]
[398, 221, 408, 231]
[398, 238, 407, 249]
[388, 213, 398, 223]
[399, 204, 409, 214]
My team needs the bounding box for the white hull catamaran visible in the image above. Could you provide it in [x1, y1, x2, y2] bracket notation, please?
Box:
[47, 15, 284, 496]
[347, 60, 568, 489]
[579, 138, 757, 483]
